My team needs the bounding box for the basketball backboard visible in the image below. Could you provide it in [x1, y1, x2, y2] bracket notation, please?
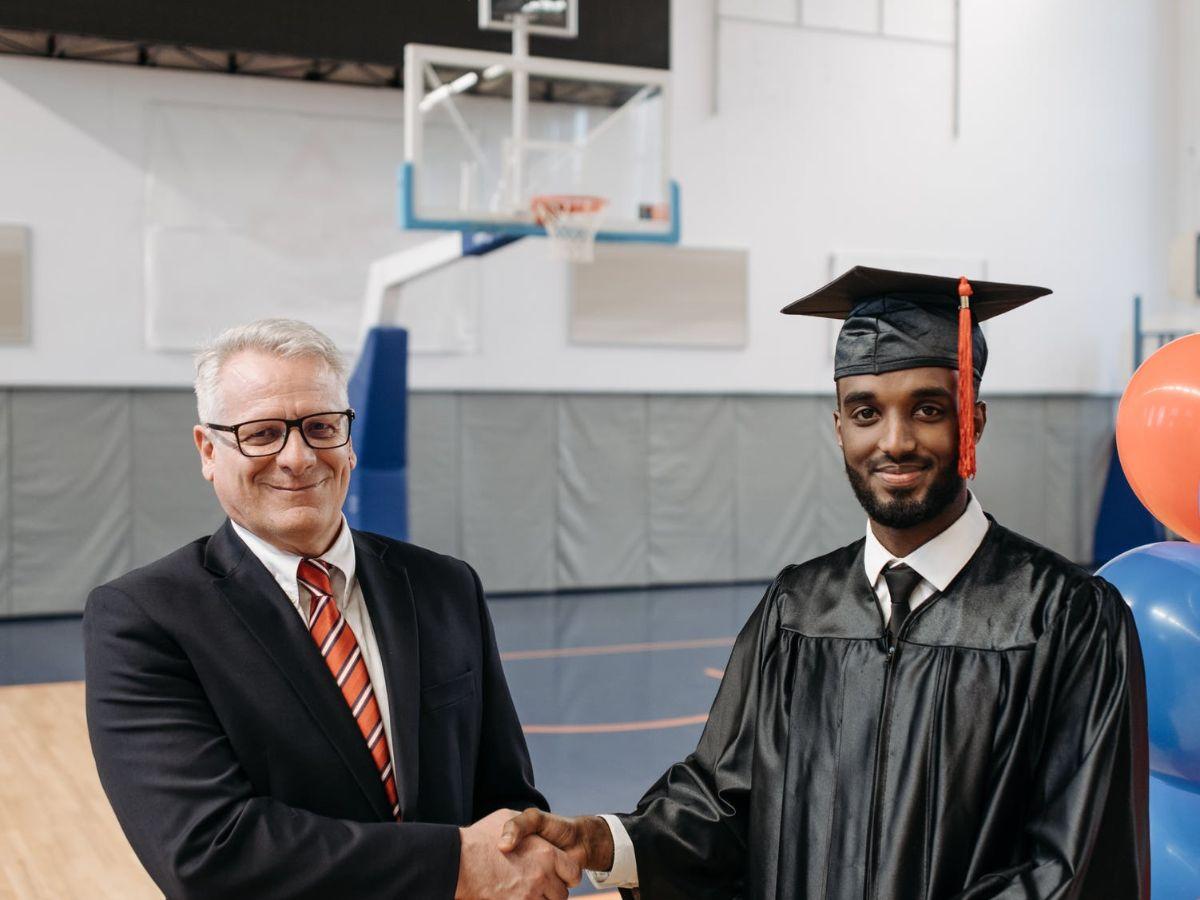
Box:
[400, 40, 679, 245]
[479, 0, 578, 38]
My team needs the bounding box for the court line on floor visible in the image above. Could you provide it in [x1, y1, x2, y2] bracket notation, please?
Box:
[501, 636, 734, 662]
[507, 638, 733, 734]
[523, 713, 710, 735]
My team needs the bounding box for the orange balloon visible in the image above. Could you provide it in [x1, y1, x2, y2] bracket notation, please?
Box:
[1116, 333, 1200, 543]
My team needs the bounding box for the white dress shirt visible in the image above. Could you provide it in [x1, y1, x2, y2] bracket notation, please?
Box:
[862, 491, 990, 623]
[590, 493, 991, 889]
[231, 516, 397, 774]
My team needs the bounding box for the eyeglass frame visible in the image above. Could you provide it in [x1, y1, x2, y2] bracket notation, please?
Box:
[205, 409, 357, 458]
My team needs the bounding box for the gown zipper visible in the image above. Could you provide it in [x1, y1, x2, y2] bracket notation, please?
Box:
[863, 608, 896, 900]
[862, 589, 941, 900]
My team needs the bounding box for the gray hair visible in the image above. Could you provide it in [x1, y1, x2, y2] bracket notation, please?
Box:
[194, 318, 349, 423]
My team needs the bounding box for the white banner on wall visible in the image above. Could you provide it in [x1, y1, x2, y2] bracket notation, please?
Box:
[570, 244, 749, 348]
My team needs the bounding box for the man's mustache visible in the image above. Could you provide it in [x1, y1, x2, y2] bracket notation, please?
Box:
[869, 456, 934, 473]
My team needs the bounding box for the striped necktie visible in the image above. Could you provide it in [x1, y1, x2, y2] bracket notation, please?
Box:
[297, 558, 401, 821]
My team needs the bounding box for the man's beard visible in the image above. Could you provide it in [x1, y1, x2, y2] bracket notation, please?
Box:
[844, 456, 964, 529]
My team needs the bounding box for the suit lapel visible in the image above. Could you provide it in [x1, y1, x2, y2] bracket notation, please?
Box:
[204, 521, 393, 821]
[353, 530, 422, 820]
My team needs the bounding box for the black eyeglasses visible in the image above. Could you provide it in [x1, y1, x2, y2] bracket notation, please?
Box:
[206, 410, 356, 458]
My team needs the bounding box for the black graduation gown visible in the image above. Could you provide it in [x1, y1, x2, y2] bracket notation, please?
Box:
[618, 520, 1150, 900]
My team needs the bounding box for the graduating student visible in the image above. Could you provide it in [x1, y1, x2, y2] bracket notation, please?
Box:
[499, 268, 1151, 899]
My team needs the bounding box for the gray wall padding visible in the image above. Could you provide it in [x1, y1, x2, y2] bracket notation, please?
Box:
[0, 390, 224, 617]
[407, 393, 462, 559]
[734, 396, 864, 579]
[131, 391, 225, 566]
[973, 396, 1117, 564]
[733, 397, 817, 579]
[0, 388, 1117, 616]
[10, 392, 133, 615]
[406, 393, 1117, 590]
[556, 395, 649, 588]
[459, 395, 557, 593]
[648, 397, 737, 583]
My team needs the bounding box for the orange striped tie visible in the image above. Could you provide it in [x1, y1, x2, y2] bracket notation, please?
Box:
[298, 558, 401, 821]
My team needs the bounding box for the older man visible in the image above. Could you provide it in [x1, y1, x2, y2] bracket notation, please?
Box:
[84, 319, 577, 899]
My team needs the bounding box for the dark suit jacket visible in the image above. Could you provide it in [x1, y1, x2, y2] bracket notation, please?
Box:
[84, 521, 546, 899]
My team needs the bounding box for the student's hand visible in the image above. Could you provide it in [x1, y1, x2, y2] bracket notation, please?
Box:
[499, 808, 616, 874]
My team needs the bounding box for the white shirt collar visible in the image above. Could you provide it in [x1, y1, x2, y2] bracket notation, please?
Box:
[230, 515, 357, 605]
[862, 492, 989, 591]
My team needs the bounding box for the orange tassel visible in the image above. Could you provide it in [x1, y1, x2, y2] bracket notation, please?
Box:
[957, 277, 976, 479]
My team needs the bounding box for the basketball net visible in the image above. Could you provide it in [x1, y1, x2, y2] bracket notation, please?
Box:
[531, 195, 608, 262]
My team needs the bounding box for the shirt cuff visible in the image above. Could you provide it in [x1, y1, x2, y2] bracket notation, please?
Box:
[586, 814, 639, 888]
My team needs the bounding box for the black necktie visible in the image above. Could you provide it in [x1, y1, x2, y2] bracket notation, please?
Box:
[883, 563, 923, 642]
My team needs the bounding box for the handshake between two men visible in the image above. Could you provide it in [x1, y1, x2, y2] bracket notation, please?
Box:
[456, 808, 610, 900]
[82, 313, 1148, 900]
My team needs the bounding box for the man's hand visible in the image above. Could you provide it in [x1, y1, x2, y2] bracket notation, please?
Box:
[456, 809, 581, 900]
[499, 808, 616, 874]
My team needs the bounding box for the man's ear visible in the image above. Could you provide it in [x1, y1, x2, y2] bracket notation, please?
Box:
[194, 425, 217, 483]
[347, 438, 357, 471]
[832, 408, 844, 449]
[973, 400, 987, 446]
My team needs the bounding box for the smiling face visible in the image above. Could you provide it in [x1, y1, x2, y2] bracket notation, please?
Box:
[834, 366, 984, 536]
[193, 350, 355, 557]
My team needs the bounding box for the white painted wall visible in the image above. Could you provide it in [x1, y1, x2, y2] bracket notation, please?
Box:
[1177, 0, 1200, 237]
[0, 60, 412, 386]
[0, 0, 1178, 393]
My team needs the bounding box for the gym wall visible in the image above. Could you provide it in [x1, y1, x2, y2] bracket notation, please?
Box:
[0, 388, 1114, 616]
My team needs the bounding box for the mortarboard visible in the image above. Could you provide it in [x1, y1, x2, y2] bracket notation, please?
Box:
[782, 266, 1052, 479]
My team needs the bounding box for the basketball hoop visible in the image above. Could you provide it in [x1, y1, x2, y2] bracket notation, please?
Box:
[531, 194, 608, 262]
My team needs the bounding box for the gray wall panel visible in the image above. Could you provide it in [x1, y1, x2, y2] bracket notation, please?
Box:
[974, 399, 1049, 545]
[1078, 398, 1119, 564]
[0, 388, 1119, 614]
[407, 393, 461, 559]
[131, 391, 225, 567]
[1041, 396, 1117, 563]
[1044, 397, 1085, 560]
[816, 397, 866, 555]
[557, 395, 649, 588]
[734, 396, 825, 578]
[648, 397, 736, 583]
[10, 391, 133, 614]
[971, 397, 1117, 562]
[0, 391, 10, 615]
[460, 394, 556, 593]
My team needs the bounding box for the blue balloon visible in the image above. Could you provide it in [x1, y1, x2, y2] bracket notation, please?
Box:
[1097, 542, 1200, 788]
[1149, 774, 1200, 898]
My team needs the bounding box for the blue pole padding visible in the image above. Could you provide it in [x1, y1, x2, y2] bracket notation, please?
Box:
[1091, 438, 1163, 567]
[345, 326, 408, 541]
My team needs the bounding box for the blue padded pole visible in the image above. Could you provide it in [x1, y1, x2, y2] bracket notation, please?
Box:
[344, 327, 409, 540]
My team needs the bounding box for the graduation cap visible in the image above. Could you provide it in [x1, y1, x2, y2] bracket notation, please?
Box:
[782, 266, 1052, 479]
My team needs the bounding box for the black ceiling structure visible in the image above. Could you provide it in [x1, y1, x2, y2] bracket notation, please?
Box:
[0, 2, 669, 89]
